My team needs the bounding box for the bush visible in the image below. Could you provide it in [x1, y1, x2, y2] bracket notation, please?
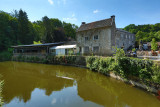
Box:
[113, 46, 125, 60]
[86, 56, 97, 71]
[99, 57, 114, 74]
[86, 55, 154, 81]
[151, 38, 158, 51]
[117, 57, 153, 80]
[0, 51, 12, 61]
[152, 64, 160, 83]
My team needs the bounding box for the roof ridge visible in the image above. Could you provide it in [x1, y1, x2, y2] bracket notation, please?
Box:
[83, 18, 112, 25]
[77, 17, 113, 32]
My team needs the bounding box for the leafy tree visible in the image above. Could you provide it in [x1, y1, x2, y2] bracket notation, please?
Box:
[0, 11, 14, 51]
[151, 38, 158, 51]
[18, 9, 34, 44]
[124, 23, 160, 43]
[50, 18, 63, 28]
[42, 16, 55, 43]
[0, 9, 78, 54]
[63, 22, 78, 39]
[113, 46, 125, 60]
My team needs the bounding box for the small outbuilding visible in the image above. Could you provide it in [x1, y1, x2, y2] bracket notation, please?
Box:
[50, 45, 76, 55]
[11, 42, 64, 57]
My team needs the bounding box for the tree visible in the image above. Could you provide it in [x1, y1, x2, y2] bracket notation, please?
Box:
[32, 22, 45, 41]
[63, 22, 78, 39]
[50, 18, 63, 28]
[0, 11, 14, 51]
[0, 9, 78, 52]
[18, 9, 33, 44]
[124, 23, 160, 43]
[151, 38, 158, 51]
[42, 16, 55, 43]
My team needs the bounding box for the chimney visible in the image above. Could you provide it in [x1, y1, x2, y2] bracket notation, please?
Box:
[111, 15, 115, 22]
[82, 22, 86, 25]
[111, 15, 115, 19]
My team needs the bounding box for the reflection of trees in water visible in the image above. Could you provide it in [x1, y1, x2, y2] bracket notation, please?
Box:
[1, 62, 74, 104]
[0, 62, 160, 107]
[77, 70, 160, 107]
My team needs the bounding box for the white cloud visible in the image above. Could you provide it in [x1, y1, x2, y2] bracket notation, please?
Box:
[63, 13, 77, 22]
[51, 98, 57, 105]
[63, 17, 77, 21]
[93, 9, 100, 14]
[48, 0, 54, 5]
[72, 14, 75, 17]
[57, 0, 66, 5]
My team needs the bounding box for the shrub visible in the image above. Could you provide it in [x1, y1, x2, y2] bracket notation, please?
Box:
[0, 51, 12, 61]
[86, 56, 96, 71]
[99, 57, 114, 74]
[113, 46, 125, 60]
[152, 64, 160, 83]
[91, 58, 100, 71]
[117, 57, 153, 80]
[151, 38, 158, 51]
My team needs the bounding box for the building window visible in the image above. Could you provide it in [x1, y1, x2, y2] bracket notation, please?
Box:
[129, 41, 131, 44]
[51, 49, 56, 55]
[93, 46, 99, 52]
[85, 37, 89, 41]
[93, 35, 98, 40]
[84, 46, 89, 52]
[121, 34, 123, 39]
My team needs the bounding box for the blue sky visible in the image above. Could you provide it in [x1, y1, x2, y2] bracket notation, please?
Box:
[0, 0, 160, 28]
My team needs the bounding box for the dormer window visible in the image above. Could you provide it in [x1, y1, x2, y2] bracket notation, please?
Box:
[94, 35, 98, 40]
[85, 37, 89, 41]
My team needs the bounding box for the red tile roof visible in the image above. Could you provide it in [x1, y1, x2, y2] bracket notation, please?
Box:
[77, 18, 112, 32]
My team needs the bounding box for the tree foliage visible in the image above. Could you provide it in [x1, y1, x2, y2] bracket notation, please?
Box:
[0, 9, 78, 52]
[123, 24, 160, 43]
[151, 38, 158, 51]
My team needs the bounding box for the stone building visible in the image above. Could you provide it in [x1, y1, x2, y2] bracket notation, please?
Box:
[76, 15, 135, 56]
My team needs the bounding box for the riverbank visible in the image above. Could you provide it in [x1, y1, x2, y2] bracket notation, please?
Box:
[12, 55, 160, 95]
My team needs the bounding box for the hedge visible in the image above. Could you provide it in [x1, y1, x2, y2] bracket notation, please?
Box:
[86, 56, 159, 83]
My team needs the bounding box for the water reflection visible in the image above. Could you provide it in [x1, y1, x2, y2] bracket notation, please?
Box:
[0, 61, 160, 107]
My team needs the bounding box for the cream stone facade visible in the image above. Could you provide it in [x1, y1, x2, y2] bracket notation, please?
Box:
[76, 16, 135, 56]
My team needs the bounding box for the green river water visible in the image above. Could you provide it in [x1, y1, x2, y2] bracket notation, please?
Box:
[0, 61, 160, 107]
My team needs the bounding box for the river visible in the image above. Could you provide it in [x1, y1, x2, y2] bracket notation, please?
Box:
[0, 61, 160, 107]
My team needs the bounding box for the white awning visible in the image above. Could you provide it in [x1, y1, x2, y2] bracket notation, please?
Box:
[50, 45, 76, 50]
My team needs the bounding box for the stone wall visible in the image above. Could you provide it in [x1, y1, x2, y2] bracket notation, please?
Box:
[115, 30, 135, 50]
[76, 27, 113, 56]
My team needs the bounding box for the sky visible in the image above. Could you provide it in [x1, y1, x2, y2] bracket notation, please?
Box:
[0, 0, 160, 28]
